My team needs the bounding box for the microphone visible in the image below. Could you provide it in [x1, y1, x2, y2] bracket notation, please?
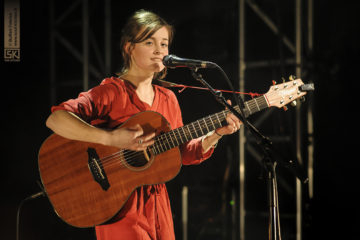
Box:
[163, 55, 216, 69]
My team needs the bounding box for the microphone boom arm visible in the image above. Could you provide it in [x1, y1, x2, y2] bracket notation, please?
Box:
[190, 68, 247, 126]
[190, 61, 250, 124]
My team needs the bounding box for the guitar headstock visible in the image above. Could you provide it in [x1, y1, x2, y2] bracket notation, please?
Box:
[265, 78, 312, 109]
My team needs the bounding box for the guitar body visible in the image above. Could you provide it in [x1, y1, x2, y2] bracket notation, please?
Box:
[38, 111, 182, 228]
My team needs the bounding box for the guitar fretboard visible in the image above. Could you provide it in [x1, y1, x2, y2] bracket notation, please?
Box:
[242, 95, 268, 117]
[150, 95, 268, 155]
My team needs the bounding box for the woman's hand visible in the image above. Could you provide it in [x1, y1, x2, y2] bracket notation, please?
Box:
[105, 124, 155, 151]
[201, 100, 242, 153]
[215, 100, 242, 136]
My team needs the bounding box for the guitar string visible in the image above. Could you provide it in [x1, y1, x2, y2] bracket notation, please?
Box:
[99, 94, 278, 168]
[99, 113, 228, 168]
[99, 97, 270, 168]
[106, 90, 290, 167]
[106, 95, 266, 165]
[99, 98, 275, 169]
[99, 116, 221, 168]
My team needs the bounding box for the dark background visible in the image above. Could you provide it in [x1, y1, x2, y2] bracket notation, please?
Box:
[2, 0, 360, 239]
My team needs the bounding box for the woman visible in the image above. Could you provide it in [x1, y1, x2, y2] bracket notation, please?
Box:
[46, 9, 241, 240]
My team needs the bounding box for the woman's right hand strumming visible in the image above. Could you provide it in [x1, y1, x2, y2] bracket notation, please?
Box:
[46, 110, 155, 151]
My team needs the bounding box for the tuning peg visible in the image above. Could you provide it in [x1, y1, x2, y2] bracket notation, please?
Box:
[272, 80, 277, 85]
[281, 77, 286, 83]
[300, 96, 306, 102]
[289, 75, 296, 81]
[291, 100, 297, 107]
[282, 106, 288, 111]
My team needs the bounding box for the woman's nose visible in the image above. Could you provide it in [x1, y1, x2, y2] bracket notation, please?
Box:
[154, 43, 163, 55]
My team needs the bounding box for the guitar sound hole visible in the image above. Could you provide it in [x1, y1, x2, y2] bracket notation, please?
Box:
[124, 149, 151, 168]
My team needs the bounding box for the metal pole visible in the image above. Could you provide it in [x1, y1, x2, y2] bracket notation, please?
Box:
[182, 186, 188, 240]
[295, 1, 302, 240]
[307, 0, 314, 200]
[239, 0, 246, 239]
[82, 0, 89, 91]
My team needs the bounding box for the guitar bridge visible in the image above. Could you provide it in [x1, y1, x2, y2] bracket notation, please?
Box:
[87, 147, 110, 191]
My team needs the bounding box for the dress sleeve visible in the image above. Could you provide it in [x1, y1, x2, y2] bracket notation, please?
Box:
[51, 81, 117, 125]
[180, 138, 215, 165]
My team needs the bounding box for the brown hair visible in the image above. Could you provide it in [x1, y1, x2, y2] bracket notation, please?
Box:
[118, 9, 174, 80]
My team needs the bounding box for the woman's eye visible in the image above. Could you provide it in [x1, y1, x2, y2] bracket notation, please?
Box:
[145, 41, 153, 45]
[161, 43, 168, 47]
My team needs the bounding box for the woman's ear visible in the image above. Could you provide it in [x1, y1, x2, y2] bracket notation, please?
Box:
[124, 41, 133, 55]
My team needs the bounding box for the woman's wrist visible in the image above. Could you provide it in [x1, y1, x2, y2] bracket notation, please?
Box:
[214, 130, 223, 138]
[201, 130, 222, 153]
[96, 129, 111, 146]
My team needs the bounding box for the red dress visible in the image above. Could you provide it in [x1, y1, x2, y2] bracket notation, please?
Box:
[52, 77, 214, 240]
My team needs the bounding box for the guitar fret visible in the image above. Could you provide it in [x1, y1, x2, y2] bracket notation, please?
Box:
[150, 145, 158, 155]
[245, 101, 252, 115]
[176, 128, 184, 144]
[171, 130, 180, 146]
[158, 136, 165, 153]
[170, 133, 176, 148]
[154, 146, 159, 155]
[189, 124, 195, 139]
[164, 133, 171, 150]
[254, 99, 260, 111]
[165, 133, 174, 149]
[154, 144, 160, 154]
[209, 115, 216, 129]
[203, 118, 210, 133]
[196, 122, 203, 136]
[252, 99, 259, 110]
[193, 123, 200, 138]
[216, 113, 222, 127]
[196, 120, 204, 136]
[260, 96, 268, 109]
[222, 111, 227, 120]
[210, 116, 217, 129]
[185, 125, 192, 141]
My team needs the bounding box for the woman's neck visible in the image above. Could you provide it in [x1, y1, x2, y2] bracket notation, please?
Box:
[121, 71, 155, 106]
[122, 70, 153, 88]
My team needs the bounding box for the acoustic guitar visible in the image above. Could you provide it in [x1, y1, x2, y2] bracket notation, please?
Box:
[38, 78, 310, 227]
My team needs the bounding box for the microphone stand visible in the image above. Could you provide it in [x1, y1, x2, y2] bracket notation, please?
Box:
[190, 68, 308, 240]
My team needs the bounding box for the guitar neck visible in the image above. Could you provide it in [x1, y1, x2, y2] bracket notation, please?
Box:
[241, 94, 269, 117]
[150, 95, 268, 155]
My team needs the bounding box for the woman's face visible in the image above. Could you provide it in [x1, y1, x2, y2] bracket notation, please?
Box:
[128, 26, 169, 75]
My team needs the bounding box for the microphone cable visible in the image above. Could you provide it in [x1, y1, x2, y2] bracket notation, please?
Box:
[209, 62, 247, 123]
[16, 181, 45, 240]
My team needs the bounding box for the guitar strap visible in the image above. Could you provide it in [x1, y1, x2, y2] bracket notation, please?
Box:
[155, 79, 262, 98]
[154, 79, 180, 88]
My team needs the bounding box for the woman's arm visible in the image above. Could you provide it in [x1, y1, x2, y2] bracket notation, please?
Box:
[46, 110, 155, 151]
[46, 110, 107, 144]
